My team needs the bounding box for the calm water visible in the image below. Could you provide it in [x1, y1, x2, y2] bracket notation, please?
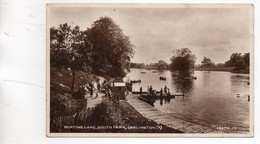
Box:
[124, 68, 250, 133]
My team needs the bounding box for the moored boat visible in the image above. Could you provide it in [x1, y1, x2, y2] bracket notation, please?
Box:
[130, 79, 141, 83]
[159, 77, 166, 80]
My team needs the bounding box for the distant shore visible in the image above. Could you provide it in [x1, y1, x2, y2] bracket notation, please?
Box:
[130, 67, 249, 74]
[194, 67, 234, 72]
[194, 67, 249, 74]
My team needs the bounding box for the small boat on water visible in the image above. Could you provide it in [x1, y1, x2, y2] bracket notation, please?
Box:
[185, 76, 197, 80]
[236, 93, 250, 98]
[140, 71, 146, 74]
[192, 76, 197, 80]
[237, 93, 250, 101]
[159, 77, 166, 80]
[152, 70, 157, 73]
[132, 91, 148, 94]
[130, 79, 141, 83]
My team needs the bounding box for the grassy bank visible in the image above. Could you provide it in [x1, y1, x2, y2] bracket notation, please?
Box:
[50, 67, 100, 132]
[50, 67, 182, 133]
[66, 97, 183, 133]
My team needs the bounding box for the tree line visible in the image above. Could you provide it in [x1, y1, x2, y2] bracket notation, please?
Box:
[130, 60, 169, 69]
[199, 53, 249, 72]
[130, 48, 196, 71]
[130, 47, 249, 73]
[50, 16, 134, 92]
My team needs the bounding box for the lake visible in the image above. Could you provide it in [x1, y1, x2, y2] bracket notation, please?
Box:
[124, 68, 250, 133]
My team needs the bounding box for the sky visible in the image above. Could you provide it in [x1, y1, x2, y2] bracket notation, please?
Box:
[49, 5, 251, 64]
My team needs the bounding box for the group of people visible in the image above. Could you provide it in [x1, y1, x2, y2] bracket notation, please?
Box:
[139, 85, 171, 96]
[83, 79, 102, 98]
[160, 85, 171, 96]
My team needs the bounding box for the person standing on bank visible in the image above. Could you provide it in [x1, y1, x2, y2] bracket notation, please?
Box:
[97, 82, 101, 92]
[164, 85, 167, 94]
[150, 85, 153, 95]
[90, 87, 93, 97]
[167, 88, 171, 96]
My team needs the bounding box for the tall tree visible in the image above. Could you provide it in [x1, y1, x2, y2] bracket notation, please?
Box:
[50, 24, 93, 93]
[225, 53, 242, 67]
[170, 48, 196, 71]
[201, 57, 214, 67]
[243, 52, 250, 66]
[234, 60, 247, 72]
[86, 16, 134, 77]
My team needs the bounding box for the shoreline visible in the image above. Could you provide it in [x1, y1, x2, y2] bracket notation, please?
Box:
[130, 67, 249, 74]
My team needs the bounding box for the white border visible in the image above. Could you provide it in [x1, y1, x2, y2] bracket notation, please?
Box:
[46, 3, 254, 138]
[1, 0, 259, 143]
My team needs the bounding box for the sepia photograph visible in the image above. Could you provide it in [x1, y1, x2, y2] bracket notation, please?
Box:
[46, 3, 254, 137]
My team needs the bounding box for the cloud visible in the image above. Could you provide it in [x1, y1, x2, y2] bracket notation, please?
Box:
[49, 6, 251, 64]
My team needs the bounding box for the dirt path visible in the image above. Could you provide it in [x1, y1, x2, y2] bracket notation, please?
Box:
[126, 93, 219, 133]
[85, 90, 105, 108]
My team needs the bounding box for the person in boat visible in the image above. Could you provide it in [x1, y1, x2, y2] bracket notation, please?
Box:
[160, 88, 163, 97]
[147, 86, 150, 94]
[140, 86, 143, 94]
[164, 85, 167, 94]
[149, 85, 153, 95]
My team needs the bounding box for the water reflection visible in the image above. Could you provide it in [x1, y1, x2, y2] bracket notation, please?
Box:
[159, 97, 172, 106]
[171, 71, 193, 94]
[125, 69, 250, 133]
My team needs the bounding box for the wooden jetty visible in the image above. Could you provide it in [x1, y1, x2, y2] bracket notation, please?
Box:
[126, 93, 218, 133]
[140, 93, 184, 99]
[138, 96, 155, 106]
[132, 91, 184, 97]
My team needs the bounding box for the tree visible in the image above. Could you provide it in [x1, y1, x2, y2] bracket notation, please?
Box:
[243, 52, 250, 66]
[170, 48, 196, 71]
[50, 24, 93, 93]
[155, 60, 168, 69]
[86, 16, 134, 77]
[224, 52, 249, 68]
[225, 53, 242, 67]
[201, 57, 214, 67]
[234, 60, 247, 72]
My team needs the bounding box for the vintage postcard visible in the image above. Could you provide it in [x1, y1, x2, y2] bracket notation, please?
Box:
[46, 3, 254, 137]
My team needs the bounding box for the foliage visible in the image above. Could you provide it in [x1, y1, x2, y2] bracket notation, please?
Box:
[50, 24, 93, 92]
[170, 48, 196, 71]
[234, 60, 247, 72]
[224, 52, 249, 67]
[154, 60, 169, 69]
[130, 62, 145, 68]
[201, 57, 214, 67]
[243, 53, 250, 66]
[86, 16, 134, 77]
